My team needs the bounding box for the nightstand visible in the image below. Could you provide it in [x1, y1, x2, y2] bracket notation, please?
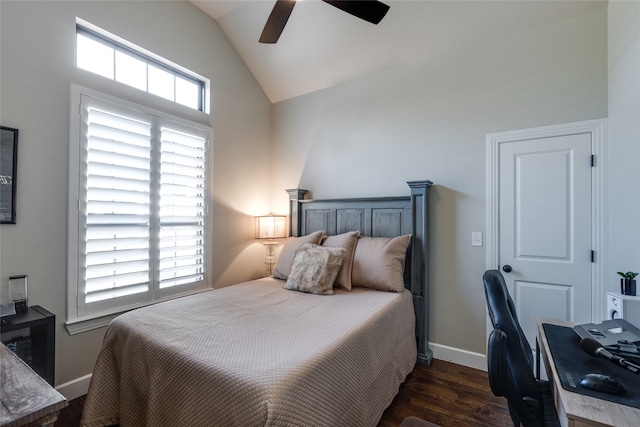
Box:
[0, 306, 55, 386]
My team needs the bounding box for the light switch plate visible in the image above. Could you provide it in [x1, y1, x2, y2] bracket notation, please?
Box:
[472, 232, 483, 247]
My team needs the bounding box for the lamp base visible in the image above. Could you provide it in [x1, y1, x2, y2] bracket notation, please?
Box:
[261, 241, 279, 276]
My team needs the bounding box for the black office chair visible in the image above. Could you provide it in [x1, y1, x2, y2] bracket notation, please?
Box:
[483, 270, 560, 427]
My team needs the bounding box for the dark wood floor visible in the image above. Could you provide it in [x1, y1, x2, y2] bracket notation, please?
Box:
[377, 359, 513, 427]
[55, 359, 512, 427]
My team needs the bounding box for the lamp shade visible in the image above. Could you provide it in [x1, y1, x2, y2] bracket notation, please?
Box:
[255, 215, 287, 240]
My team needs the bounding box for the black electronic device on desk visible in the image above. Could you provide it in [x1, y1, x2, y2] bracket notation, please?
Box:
[573, 319, 640, 362]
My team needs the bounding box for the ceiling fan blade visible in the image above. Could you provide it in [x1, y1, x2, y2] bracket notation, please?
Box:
[259, 0, 297, 44]
[322, 0, 390, 25]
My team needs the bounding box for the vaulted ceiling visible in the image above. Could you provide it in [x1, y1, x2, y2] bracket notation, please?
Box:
[190, 0, 607, 103]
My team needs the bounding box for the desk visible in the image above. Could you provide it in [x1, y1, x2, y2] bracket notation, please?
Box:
[0, 343, 67, 427]
[537, 318, 640, 427]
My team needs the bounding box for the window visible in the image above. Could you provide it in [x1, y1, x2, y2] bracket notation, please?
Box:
[67, 87, 210, 332]
[76, 22, 206, 112]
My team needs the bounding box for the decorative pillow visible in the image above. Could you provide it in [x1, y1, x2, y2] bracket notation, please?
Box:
[284, 243, 347, 295]
[351, 234, 412, 292]
[321, 231, 360, 291]
[273, 230, 325, 280]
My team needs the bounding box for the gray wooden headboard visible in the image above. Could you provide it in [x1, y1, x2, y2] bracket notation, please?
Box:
[286, 180, 433, 365]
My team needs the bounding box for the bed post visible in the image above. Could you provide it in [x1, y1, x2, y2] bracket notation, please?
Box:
[286, 188, 308, 237]
[407, 180, 433, 365]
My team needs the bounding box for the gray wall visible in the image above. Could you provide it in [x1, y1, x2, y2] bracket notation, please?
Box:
[271, 9, 608, 356]
[0, 1, 272, 387]
[608, 3, 640, 293]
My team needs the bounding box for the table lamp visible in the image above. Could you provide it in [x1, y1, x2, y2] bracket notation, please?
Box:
[255, 215, 287, 275]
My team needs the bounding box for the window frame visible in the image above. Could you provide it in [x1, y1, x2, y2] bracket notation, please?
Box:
[66, 84, 212, 334]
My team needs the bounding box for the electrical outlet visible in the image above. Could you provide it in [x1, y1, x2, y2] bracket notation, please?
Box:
[472, 232, 483, 247]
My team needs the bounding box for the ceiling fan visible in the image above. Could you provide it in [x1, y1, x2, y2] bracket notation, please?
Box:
[259, 0, 390, 44]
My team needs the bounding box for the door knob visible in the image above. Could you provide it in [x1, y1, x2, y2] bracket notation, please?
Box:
[502, 265, 512, 273]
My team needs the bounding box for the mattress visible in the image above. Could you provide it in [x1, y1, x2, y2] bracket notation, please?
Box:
[80, 277, 417, 427]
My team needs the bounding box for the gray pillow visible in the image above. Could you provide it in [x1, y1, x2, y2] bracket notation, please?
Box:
[284, 243, 347, 295]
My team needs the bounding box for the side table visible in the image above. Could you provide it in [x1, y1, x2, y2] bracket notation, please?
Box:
[0, 306, 55, 386]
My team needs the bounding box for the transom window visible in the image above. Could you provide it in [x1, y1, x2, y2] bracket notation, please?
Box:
[76, 22, 206, 112]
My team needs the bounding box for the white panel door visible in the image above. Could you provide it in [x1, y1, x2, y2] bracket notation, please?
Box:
[499, 132, 593, 348]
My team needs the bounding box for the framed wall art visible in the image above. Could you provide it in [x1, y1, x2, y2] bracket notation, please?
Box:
[1, 126, 18, 224]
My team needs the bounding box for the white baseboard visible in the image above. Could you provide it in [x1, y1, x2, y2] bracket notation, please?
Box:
[430, 342, 487, 371]
[56, 344, 486, 401]
[56, 373, 92, 400]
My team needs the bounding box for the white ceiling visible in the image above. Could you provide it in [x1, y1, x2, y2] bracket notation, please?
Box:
[190, 0, 607, 103]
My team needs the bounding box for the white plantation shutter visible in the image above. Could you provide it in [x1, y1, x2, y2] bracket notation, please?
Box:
[84, 106, 152, 306]
[158, 125, 206, 292]
[70, 91, 209, 322]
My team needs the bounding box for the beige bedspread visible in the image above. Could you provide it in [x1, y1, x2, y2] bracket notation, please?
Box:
[80, 277, 417, 427]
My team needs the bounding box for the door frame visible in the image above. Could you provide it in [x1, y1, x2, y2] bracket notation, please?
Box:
[485, 119, 608, 341]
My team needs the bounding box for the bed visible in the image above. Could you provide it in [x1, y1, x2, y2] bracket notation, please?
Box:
[81, 180, 433, 427]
